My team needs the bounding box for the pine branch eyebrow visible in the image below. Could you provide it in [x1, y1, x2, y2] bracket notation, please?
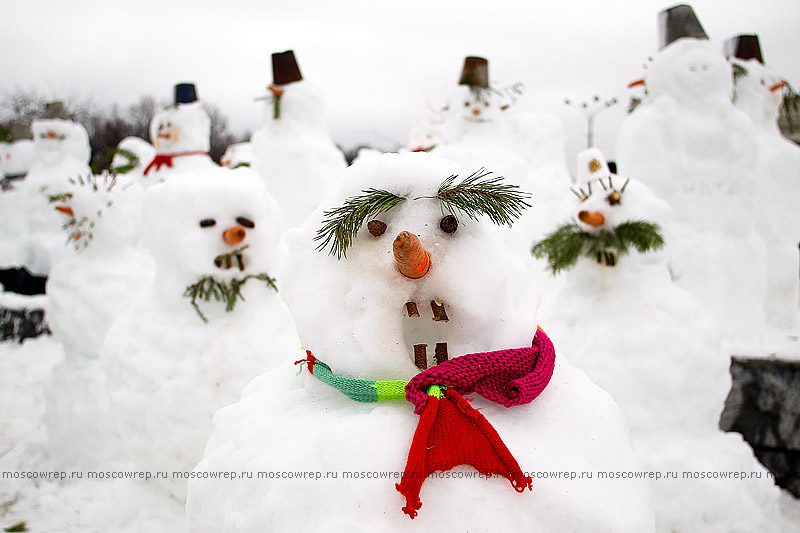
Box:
[314, 188, 407, 259]
[419, 168, 532, 226]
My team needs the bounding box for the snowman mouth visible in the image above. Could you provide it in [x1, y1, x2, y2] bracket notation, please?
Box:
[404, 300, 450, 370]
[464, 116, 490, 123]
[214, 244, 248, 272]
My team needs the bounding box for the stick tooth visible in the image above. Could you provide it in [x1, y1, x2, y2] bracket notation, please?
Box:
[431, 301, 449, 322]
[406, 302, 420, 317]
[435, 343, 448, 365]
[236, 254, 245, 272]
[413, 344, 428, 370]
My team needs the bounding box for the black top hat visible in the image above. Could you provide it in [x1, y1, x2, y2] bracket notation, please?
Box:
[272, 51, 303, 86]
[459, 56, 489, 88]
[725, 34, 764, 64]
[174, 83, 199, 104]
[658, 4, 708, 49]
[43, 101, 69, 120]
[9, 123, 32, 141]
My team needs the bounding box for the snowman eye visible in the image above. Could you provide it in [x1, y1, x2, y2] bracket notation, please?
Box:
[464, 101, 470, 107]
[606, 190, 622, 206]
[199, 218, 216, 228]
[484, 102, 489, 107]
[367, 220, 387, 237]
[440, 215, 458, 233]
[236, 216, 255, 228]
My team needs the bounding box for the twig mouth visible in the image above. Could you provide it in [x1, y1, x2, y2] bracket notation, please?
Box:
[404, 300, 451, 370]
[214, 245, 249, 272]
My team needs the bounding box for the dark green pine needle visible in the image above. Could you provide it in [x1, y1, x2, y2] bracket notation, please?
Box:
[532, 219, 665, 275]
[425, 169, 532, 226]
[183, 273, 278, 323]
[314, 189, 407, 259]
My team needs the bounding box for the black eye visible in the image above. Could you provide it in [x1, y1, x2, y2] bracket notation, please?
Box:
[606, 191, 622, 206]
[199, 218, 216, 228]
[464, 101, 470, 107]
[484, 102, 489, 107]
[367, 220, 387, 237]
[440, 215, 458, 233]
[236, 216, 255, 228]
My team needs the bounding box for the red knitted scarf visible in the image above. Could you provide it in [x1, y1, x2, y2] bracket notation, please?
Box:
[143, 151, 209, 176]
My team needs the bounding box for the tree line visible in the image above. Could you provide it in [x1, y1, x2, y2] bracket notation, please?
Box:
[0, 88, 248, 169]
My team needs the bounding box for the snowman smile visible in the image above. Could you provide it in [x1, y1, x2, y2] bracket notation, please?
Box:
[404, 299, 451, 370]
[214, 244, 249, 272]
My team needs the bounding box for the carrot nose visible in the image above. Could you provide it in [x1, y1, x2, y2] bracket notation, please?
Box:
[472, 108, 481, 116]
[223, 226, 247, 244]
[578, 210, 605, 227]
[770, 80, 788, 92]
[269, 85, 284, 97]
[47, 131, 57, 139]
[627, 79, 646, 88]
[393, 231, 431, 279]
[55, 205, 74, 216]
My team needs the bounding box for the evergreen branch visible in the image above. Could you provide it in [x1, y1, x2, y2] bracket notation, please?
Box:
[731, 63, 749, 82]
[183, 272, 278, 323]
[47, 192, 72, 204]
[315, 189, 407, 259]
[781, 83, 800, 133]
[424, 169, 531, 226]
[532, 219, 665, 275]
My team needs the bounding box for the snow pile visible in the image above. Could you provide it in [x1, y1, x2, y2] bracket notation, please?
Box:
[102, 169, 297, 501]
[187, 152, 654, 532]
[730, 55, 800, 332]
[616, 37, 767, 343]
[536, 150, 786, 531]
[250, 78, 347, 229]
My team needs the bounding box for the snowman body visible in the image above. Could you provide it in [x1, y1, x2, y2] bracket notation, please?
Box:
[102, 170, 296, 500]
[187, 153, 654, 532]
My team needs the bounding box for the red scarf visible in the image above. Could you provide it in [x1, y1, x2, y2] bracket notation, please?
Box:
[143, 151, 209, 176]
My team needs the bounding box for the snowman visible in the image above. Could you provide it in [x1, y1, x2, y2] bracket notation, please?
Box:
[111, 135, 156, 186]
[142, 83, 217, 184]
[220, 141, 253, 169]
[101, 169, 296, 501]
[726, 34, 800, 332]
[0, 123, 34, 190]
[5, 102, 92, 277]
[186, 152, 655, 532]
[432, 56, 569, 241]
[535, 147, 787, 532]
[250, 50, 347, 228]
[406, 120, 443, 153]
[44, 171, 154, 470]
[616, 4, 767, 343]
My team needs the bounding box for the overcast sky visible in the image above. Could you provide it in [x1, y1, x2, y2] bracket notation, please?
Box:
[2, 0, 798, 169]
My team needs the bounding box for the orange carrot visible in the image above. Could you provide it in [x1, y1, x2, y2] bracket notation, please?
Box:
[55, 205, 74, 216]
[223, 226, 247, 244]
[393, 231, 431, 279]
[627, 79, 646, 88]
[578, 210, 605, 227]
[770, 80, 788, 92]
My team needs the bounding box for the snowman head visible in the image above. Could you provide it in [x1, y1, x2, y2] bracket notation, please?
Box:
[50, 173, 143, 251]
[143, 170, 279, 290]
[647, 39, 732, 104]
[149, 102, 211, 154]
[533, 148, 669, 272]
[112, 136, 156, 174]
[220, 142, 253, 169]
[730, 58, 786, 127]
[283, 152, 535, 377]
[1, 139, 34, 177]
[31, 119, 91, 167]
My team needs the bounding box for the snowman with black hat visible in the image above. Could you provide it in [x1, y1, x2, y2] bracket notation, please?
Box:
[250, 50, 347, 228]
[143, 83, 217, 184]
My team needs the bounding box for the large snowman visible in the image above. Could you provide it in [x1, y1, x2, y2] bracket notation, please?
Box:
[102, 170, 296, 501]
[726, 34, 800, 332]
[6, 102, 92, 275]
[44, 171, 154, 470]
[250, 50, 347, 228]
[186, 152, 655, 532]
[534, 148, 785, 531]
[142, 83, 217, 185]
[616, 4, 766, 343]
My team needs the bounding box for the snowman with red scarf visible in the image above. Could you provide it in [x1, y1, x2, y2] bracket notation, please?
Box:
[142, 83, 217, 184]
[187, 152, 654, 532]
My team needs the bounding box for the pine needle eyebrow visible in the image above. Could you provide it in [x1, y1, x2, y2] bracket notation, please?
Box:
[314, 188, 407, 259]
[418, 168, 531, 226]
